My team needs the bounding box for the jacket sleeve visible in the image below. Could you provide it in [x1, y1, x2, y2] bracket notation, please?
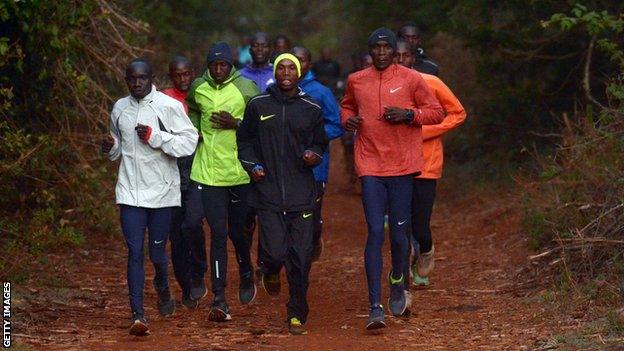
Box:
[185, 79, 202, 130]
[340, 76, 358, 128]
[237, 101, 261, 172]
[147, 102, 198, 157]
[422, 77, 467, 141]
[411, 73, 445, 125]
[320, 87, 344, 140]
[307, 107, 329, 160]
[108, 107, 122, 161]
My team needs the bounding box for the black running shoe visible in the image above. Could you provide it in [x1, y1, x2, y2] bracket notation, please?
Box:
[189, 277, 207, 302]
[239, 271, 257, 305]
[208, 297, 231, 322]
[129, 312, 149, 336]
[261, 272, 280, 296]
[365, 304, 386, 330]
[156, 286, 175, 317]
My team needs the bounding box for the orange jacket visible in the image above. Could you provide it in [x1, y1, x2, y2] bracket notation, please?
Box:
[340, 64, 444, 177]
[418, 73, 466, 179]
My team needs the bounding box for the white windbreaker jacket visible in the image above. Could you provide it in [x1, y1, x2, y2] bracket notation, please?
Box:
[108, 86, 198, 208]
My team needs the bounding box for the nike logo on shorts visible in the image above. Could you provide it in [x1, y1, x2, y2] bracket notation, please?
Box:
[398, 220, 407, 226]
[154, 239, 164, 244]
[303, 212, 312, 219]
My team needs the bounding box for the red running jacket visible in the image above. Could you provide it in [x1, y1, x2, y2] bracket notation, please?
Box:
[340, 64, 444, 177]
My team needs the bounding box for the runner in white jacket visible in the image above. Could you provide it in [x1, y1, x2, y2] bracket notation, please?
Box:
[102, 58, 198, 336]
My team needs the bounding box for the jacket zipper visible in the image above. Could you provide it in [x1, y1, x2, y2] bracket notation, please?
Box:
[210, 86, 220, 183]
[378, 70, 382, 117]
[280, 104, 286, 207]
[134, 100, 140, 206]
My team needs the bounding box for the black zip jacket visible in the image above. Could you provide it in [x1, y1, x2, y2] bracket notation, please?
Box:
[237, 84, 328, 212]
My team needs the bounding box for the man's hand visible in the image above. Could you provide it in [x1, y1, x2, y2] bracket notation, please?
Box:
[345, 116, 362, 132]
[383, 106, 413, 124]
[135, 124, 152, 142]
[210, 111, 239, 129]
[101, 134, 115, 153]
[250, 164, 266, 182]
[303, 150, 321, 167]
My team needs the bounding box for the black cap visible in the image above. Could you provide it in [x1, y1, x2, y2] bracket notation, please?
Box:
[368, 27, 397, 51]
[206, 42, 233, 66]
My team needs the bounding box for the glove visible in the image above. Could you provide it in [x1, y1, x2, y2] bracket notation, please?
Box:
[251, 164, 266, 182]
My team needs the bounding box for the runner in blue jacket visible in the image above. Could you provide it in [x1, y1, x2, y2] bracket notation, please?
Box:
[293, 46, 344, 262]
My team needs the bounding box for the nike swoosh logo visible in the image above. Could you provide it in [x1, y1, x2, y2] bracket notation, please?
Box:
[231, 199, 241, 203]
[390, 87, 402, 93]
[215, 52, 222, 56]
[303, 212, 312, 219]
[398, 220, 407, 226]
[378, 35, 388, 39]
[154, 240, 164, 244]
[260, 114, 275, 121]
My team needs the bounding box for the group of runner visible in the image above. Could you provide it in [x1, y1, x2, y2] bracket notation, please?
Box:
[102, 23, 466, 337]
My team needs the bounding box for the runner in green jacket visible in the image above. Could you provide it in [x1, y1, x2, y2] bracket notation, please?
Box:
[186, 42, 260, 322]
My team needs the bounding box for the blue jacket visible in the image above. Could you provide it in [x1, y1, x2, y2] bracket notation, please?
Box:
[299, 71, 344, 182]
[240, 64, 275, 92]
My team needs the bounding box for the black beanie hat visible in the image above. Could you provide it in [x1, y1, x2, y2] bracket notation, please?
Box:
[368, 27, 397, 51]
[206, 42, 233, 66]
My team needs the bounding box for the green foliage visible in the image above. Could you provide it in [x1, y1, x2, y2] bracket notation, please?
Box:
[0, 1, 146, 282]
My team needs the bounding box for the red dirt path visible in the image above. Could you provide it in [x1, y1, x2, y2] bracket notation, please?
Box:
[13, 141, 566, 350]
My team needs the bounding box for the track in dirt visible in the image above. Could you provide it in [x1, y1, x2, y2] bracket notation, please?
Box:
[14, 141, 562, 350]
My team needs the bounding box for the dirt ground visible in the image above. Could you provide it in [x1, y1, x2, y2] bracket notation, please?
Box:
[12, 141, 573, 350]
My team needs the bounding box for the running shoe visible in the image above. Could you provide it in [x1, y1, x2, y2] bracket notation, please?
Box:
[190, 277, 207, 301]
[388, 272, 407, 316]
[208, 297, 232, 322]
[261, 272, 281, 296]
[129, 312, 149, 336]
[417, 245, 435, 277]
[366, 303, 386, 330]
[311, 238, 324, 262]
[288, 317, 308, 335]
[239, 271, 257, 305]
[410, 263, 430, 287]
[156, 286, 175, 317]
[181, 294, 199, 309]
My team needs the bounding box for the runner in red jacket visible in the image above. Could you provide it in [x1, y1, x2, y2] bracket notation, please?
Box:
[340, 27, 444, 330]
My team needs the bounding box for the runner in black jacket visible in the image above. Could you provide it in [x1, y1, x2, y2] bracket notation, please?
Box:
[237, 53, 328, 335]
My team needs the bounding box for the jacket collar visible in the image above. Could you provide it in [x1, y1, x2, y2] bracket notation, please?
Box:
[203, 68, 240, 88]
[299, 71, 316, 86]
[371, 63, 398, 80]
[267, 83, 307, 103]
[131, 85, 157, 105]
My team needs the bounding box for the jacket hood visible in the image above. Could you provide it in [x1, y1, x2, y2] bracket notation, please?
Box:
[202, 67, 241, 88]
[266, 83, 310, 103]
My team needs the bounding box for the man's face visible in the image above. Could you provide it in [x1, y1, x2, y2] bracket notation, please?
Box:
[370, 41, 394, 70]
[275, 38, 290, 53]
[169, 63, 193, 92]
[275, 59, 298, 92]
[293, 49, 311, 78]
[125, 62, 153, 100]
[399, 26, 421, 47]
[394, 43, 414, 68]
[250, 37, 271, 65]
[208, 60, 232, 85]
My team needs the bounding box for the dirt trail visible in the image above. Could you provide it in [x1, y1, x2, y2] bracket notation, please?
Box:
[14, 142, 564, 350]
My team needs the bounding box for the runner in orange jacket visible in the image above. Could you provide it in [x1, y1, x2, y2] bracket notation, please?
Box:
[341, 28, 444, 330]
[395, 39, 467, 286]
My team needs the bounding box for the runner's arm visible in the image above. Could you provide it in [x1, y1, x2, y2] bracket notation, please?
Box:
[422, 78, 466, 141]
[320, 87, 344, 140]
[108, 109, 121, 161]
[411, 73, 445, 125]
[147, 103, 198, 157]
[237, 102, 261, 172]
[340, 77, 359, 128]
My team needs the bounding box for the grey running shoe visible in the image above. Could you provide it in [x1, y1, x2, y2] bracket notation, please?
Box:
[417, 245, 435, 277]
[208, 297, 232, 322]
[388, 273, 407, 316]
[129, 312, 149, 336]
[190, 277, 207, 301]
[239, 271, 257, 305]
[156, 286, 175, 317]
[366, 303, 386, 330]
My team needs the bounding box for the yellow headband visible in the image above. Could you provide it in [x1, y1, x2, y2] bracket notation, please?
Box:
[273, 53, 301, 78]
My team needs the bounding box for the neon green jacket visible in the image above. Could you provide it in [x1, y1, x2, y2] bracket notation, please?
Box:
[187, 69, 259, 186]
